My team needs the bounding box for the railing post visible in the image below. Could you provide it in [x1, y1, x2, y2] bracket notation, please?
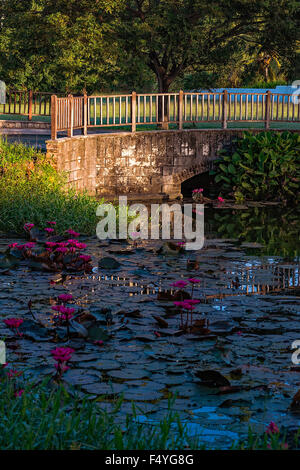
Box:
[179, 90, 183, 130]
[83, 93, 88, 136]
[265, 90, 271, 129]
[51, 95, 57, 140]
[222, 90, 228, 129]
[67, 94, 73, 137]
[131, 91, 136, 132]
[28, 89, 33, 121]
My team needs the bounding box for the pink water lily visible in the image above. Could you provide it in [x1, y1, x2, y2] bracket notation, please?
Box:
[188, 278, 201, 284]
[45, 242, 57, 248]
[45, 227, 54, 234]
[266, 421, 279, 435]
[8, 243, 19, 248]
[24, 223, 34, 231]
[6, 369, 23, 378]
[56, 247, 68, 253]
[192, 188, 204, 193]
[4, 318, 23, 336]
[79, 255, 91, 262]
[51, 347, 74, 378]
[46, 221, 56, 225]
[217, 196, 225, 203]
[66, 229, 80, 237]
[171, 280, 189, 289]
[58, 294, 73, 302]
[184, 299, 200, 305]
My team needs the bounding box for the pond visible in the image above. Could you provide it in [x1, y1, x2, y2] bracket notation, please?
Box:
[0, 204, 299, 449]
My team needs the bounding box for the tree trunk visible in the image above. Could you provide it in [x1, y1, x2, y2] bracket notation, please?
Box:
[157, 77, 171, 130]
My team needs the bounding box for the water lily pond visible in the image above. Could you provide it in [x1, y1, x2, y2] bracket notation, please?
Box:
[0, 205, 299, 449]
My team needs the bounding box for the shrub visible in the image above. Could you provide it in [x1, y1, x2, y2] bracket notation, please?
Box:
[212, 131, 300, 203]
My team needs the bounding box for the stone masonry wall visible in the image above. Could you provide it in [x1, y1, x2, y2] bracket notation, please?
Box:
[46, 129, 300, 199]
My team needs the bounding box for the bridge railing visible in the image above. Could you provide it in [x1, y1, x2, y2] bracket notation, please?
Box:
[0, 90, 57, 120]
[51, 90, 300, 139]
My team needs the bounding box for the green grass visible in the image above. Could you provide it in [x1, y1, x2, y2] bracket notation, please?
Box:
[0, 113, 50, 123]
[0, 139, 101, 235]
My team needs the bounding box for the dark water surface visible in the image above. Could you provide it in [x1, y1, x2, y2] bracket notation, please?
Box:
[0, 206, 299, 448]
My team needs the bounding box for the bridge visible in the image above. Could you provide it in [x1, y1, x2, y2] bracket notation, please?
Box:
[1, 89, 300, 198]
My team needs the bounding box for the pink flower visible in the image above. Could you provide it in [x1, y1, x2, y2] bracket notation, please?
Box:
[67, 239, 79, 245]
[56, 247, 68, 253]
[182, 303, 195, 310]
[192, 188, 204, 193]
[266, 421, 279, 435]
[46, 221, 56, 225]
[188, 278, 201, 284]
[79, 255, 91, 262]
[45, 242, 57, 248]
[24, 242, 36, 249]
[4, 318, 23, 329]
[51, 347, 74, 363]
[69, 247, 77, 253]
[94, 340, 104, 346]
[56, 242, 69, 247]
[16, 244, 26, 250]
[217, 197, 225, 203]
[24, 223, 34, 231]
[171, 280, 188, 289]
[184, 299, 200, 305]
[45, 228, 54, 234]
[6, 369, 22, 378]
[173, 301, 188, 308]
[74, 242, 87, 250]
[66, 229, 80, 237]
[58, 294, 73, 302]
[8, 243, 18, 249]
[14, 389, 25, 397]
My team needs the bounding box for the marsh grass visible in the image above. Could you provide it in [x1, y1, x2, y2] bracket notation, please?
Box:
[0, 378, 293, 450]
[0, 139, 101, 235]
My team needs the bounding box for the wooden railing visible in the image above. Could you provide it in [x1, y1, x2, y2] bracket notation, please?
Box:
[0, 90, 56, 120]
[51, 90, 300, 139]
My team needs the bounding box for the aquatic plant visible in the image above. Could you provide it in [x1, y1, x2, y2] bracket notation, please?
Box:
[212, 131, 300, 203]
[3, 318, 23, 337]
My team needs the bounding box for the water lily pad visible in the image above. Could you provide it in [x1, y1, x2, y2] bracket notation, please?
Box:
[63, 368, 102, 386]
[107, 369, 149, 380]
[99, 257, 121, 269]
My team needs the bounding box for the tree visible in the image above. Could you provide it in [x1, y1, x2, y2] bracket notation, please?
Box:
[115, 0, 300, 92]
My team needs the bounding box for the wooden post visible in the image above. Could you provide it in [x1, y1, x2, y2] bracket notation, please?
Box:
[67, 94, 73, 137]
[222, 90, 228, 129]
[265, 90, 271, 129]
[131, 91, 136, 132]
[83, 93, 88, 136]
[51, 94, 57, 140]
[179, 90, 183, 130]
[28, 89, 33, 121]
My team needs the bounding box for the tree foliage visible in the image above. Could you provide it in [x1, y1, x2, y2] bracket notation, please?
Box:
[0, 0, 299, 92]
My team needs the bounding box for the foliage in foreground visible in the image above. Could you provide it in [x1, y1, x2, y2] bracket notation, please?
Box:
[212, 131, 300, 203]
[0, 378, 295, 451]
[0, 139, 101, 235]
[0, 379, 196, 450]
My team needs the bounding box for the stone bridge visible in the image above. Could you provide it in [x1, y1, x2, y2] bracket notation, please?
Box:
[46, 129, 298, 199]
